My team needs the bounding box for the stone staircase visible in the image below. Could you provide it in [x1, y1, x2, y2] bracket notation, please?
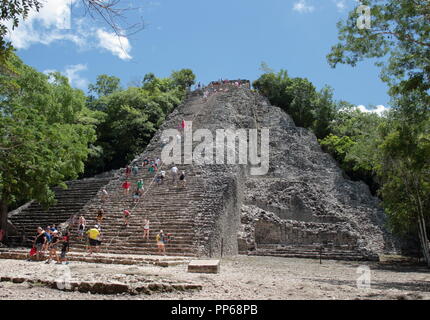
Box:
[248, 244, 378, 261]
[4, 91, 228, 260]
[7, 177, 112, 246]
[0, 247, 191, 267]
[68, 163, 208, 257]
[7, 163, 209, 257]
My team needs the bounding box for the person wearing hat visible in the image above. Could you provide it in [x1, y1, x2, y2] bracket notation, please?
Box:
[86, 225, 101, 255]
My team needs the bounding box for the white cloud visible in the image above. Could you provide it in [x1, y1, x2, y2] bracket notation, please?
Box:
[334, 0, 347, 11]
[5, 0, 78, 49]
[5, 0, 133, 61]
[293, 0, 315, 13]
[356, 105, 390, 115]
[43, 69, 57, 74]
[43, 64, 89, 90]
[34, 0, 73, 29]
[64, 64, 89, 90]
[96, 29, 132, 61]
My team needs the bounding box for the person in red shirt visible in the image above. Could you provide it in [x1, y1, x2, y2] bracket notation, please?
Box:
[123, 209, 131, 227]
[122, 180, 131, 195]
[125, 166, 131, 178]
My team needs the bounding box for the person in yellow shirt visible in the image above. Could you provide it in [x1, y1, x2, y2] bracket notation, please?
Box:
[156, 230, 166, 256]
[86, 225, 101, 255]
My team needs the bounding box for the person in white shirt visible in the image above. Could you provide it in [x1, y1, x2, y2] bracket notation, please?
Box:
[143, 219, 150, 241]
[171, 166, 178, 184]
[160, 170, 166, 184]
[101, 189, 108, 203]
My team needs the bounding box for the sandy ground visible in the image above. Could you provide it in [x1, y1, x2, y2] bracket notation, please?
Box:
[0, 255, 429, 300]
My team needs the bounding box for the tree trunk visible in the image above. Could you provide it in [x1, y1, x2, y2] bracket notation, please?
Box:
[0, 199, 8, 243]
[415, 189, 430, 267]
[417, 212, 430, 267]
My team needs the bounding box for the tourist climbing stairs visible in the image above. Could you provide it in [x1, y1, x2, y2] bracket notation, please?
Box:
[7, 177, 112, 246]
[70, 162, 207, 257]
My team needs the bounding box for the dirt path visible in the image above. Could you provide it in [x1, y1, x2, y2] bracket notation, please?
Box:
[0, 255, 429, 300]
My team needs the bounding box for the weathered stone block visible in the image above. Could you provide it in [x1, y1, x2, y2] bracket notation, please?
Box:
[188, 260, 220, 274]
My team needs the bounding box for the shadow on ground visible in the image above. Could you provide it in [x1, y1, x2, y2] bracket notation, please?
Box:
[310, 276, 430, 293]
[336, 260, 430, 274]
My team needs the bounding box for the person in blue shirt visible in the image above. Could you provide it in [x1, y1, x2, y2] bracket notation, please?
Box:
[43, 227, 52, 252]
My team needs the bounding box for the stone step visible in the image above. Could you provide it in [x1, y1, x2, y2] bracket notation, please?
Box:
[0, 249, 193, 265]
[26, 200, 96, 205]
[8, 239, 198, 253]
[72, 247, 197, 256]
[14, 218, 197, 225]
[257, 244, 359, 251]
[188, 260, 220, 274]
[72, 242, 196, 249]
[249, 251, 372, 261]
[12, 213, 198, 220]
[43, 189, 106, 194]
[7, 159, 210, 258]
[88, 239, 195, 245]
[18, 231, 196, 240]
[257, 249, 365, 256]
[16, 206, 88, 212]
[69, 231, 195, 238]
[85, 226, 194, 232]
[103, 195, 206, 200]
[18, 220, 197, 226]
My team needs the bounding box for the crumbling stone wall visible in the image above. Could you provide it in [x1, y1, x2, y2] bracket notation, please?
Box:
[177, 86, 401, 258]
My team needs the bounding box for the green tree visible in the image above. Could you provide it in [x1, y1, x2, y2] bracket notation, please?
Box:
[171, 69, 196, 91]
[375, 100, 430, 266]
[313, 86, 337, 139]
[328, 0, 430, 263]
[88, 74, 122, 98]
[253, 70, 293, 110]
[0, 0, 41, 67]
[0, 54, 97, 240]
[327, 0, 430, 103]
[319, 105, 384, 192]
[83, 71, 188, 176]
[287, 77, 318, 129]
[253, 70, 337, 137]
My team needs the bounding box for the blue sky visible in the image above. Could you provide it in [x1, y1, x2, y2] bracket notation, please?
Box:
[10, 0, 390, 112]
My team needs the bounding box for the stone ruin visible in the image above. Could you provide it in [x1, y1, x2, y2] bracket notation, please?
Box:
[6, 83, 401, 261]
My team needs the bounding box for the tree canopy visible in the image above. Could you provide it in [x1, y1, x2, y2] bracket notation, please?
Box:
[88, 74, 122, 98]
[0, 53, 99, 235]
[252, 69, 337, 139]
[0, 47, 195, 240]
[0, 0, 41, 68]
[327, 0, 430, 103]
[328, 0, 430, 265]
[83, 70, 194, 176]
